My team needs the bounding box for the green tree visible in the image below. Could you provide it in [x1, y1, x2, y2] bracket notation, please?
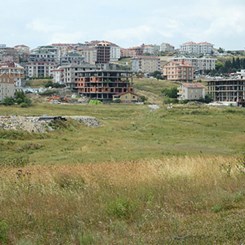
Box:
[162, 87, 178, 98]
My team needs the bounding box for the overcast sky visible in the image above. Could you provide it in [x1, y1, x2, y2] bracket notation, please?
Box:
[1, 0, 244, 50]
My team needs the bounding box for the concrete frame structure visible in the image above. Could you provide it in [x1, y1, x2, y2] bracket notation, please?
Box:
[75, 67, 133, 101]
[207, 79, 245, 103]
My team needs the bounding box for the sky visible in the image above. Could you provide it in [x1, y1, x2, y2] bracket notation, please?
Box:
[1, 0, 245, 50]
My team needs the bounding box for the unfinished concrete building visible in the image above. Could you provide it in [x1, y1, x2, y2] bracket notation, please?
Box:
[207, 79, 245, 103]
[75, 67, 133, 101]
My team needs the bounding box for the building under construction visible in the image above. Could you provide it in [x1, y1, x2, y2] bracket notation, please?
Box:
[207, 79, 245, 104]
[75, 68, 133, 101]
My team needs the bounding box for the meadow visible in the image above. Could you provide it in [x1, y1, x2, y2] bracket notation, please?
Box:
[0, 102, 245, 244]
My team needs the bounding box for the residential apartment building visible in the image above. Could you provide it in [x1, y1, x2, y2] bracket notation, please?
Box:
[0, 47, 19, 63]
[207, 79, 245, 103]
[0, 74, 16, 101]
[110, 45, 121, 62]
[26, 61, 57, 78]
[60, 52, 85, 66]
[25, 46, 59, 78]
[131, 56, 161, 73]
[60, 63, 97, 89]
[76, 46, 97, 64]
[180, 42, 214, 55]
[95, 41, 111, 64]
[120, 46, 144, 58]
[75, 66, 133, 101]
[0, 62, 24, 87]
[172, 57, 216, 74]
[142, 44, 160, 55]
[178, 83, 205, 101]
[160, 43, 175, 53]
[163, 61, 194, 81]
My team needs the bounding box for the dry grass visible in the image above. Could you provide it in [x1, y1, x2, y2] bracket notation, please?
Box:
[1, 156, 245, 244]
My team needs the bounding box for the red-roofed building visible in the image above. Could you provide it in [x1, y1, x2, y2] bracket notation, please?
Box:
[180, 41, 213, 55]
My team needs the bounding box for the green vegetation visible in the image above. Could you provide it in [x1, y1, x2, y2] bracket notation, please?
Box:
[44, 81, 66, 88]
[25, 79, 51, 87]
[210, 57, 245, 75]
[1, 91, 32, 107]
[0, 87, 245, 244]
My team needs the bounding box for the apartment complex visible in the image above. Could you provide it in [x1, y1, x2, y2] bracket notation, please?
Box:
[142, 44, 160, 55]
[60, 52, 84, 66]
[180, 42, 214, 55]
[0, 47, 19, 63]
[60, 63, 97, 89]
[131, 56, 161, 73]
[160, 43, 175, 53]
[121, 46, 143, 58]
[77, 46, 97, 64]
[172, 57, 216, 74]
[0, 74, 16, 101]
[163, 61, 194, 81]
[0, 62, 24, 87]
[178, 83, 205, 101]
[207, 79, 245, 102]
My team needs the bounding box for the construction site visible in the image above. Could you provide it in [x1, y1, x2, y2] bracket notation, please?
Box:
[75, 69, 134, 101]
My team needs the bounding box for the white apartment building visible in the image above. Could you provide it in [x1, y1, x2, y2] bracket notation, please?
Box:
[26, 62, 57, 78]
[160, 43, 175, 52]
[132, 56, 161, 73]
[110, 45, 121, 62]
[142, 45, 160, 55]
[0, 75, 16, 101]
[178, 83, 206, 101]
[180, 42, 214, 55]
[172, 57, 216, 74]
[77, 46, 97, 64]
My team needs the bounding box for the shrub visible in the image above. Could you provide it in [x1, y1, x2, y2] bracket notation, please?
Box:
[78, 232, 95, 245]
[54, 173, 86, 190]
[0, 220, 8, 244]
[2, 97, 15, 106]
[107, 198, 138, 219]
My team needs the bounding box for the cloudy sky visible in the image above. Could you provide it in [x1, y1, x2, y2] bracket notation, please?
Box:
[1, 0, 244, 50]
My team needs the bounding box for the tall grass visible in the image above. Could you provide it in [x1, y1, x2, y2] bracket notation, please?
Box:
[1, 156, 244, 244]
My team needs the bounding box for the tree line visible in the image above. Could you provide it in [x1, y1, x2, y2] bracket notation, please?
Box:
[209, 57, 245, 75]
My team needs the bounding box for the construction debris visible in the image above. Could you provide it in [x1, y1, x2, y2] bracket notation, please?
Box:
[0, 116, 100, 133]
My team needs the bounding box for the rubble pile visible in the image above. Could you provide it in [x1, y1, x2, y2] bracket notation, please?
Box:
[0, 116, 100, 133]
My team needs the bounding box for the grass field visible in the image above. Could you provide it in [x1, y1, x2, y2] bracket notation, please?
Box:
[133, 78, 178, 103]
[0, 102, 245, 244]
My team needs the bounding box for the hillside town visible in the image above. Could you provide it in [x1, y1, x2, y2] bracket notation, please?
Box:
[0, 41, 245, 106]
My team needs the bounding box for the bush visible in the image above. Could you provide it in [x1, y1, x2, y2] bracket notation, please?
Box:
[1, 91, 32, 107]
[107, 198, 138, 219]
[0, 220, 8, 244]
[2, 97, 15, 105]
